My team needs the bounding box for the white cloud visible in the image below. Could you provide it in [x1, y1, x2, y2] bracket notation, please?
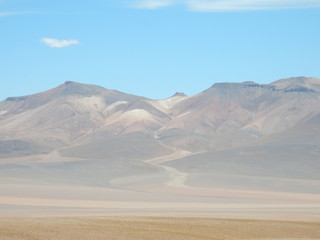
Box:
[40, 38, 79, 48]
[132, 0, 320, 11]
[188, 0, 320, 12]
[134, 0, 178, 9]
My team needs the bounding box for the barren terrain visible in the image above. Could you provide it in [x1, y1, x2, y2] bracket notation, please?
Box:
[1, 216, 319, 240]
[1, 78, 320, 239]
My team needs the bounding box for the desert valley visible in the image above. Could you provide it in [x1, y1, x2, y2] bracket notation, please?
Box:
[0, 77, 319, 239]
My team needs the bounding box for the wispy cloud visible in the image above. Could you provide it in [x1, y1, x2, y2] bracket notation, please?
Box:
[0, 11, 32, 17]
[188, 0, 320, 12]
[133, 0, 320, 11]
[134, 0, 178, 9]
[40, 38, 79, 48]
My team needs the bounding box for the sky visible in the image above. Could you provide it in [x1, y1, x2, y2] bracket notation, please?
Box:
[1, 0, 320, 100]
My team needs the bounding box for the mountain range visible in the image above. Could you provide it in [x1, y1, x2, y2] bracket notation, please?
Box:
[0, 76, 319, 203]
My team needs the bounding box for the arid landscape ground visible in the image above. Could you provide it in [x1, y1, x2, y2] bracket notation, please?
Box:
[1, 216, 320, 240]
[0, 77, 319, 239]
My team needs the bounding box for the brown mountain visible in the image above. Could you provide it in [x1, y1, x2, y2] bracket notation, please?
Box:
[0, 77, 319, 200]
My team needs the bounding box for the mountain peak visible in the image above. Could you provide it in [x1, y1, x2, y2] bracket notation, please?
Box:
[54, 81, 107, 97]
[270, 77, 320, 92]
[64, 81, 79, 85]
[171, 92, 187, 98]
[210, 81, 264, 90]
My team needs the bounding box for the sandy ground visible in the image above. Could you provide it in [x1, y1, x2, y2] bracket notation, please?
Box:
[0, 182, 320, 222]
[0, 149, 319, 239]
[0, 216, 319, 240]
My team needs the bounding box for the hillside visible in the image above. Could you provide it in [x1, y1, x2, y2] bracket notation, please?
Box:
[0, 77, 319, 208]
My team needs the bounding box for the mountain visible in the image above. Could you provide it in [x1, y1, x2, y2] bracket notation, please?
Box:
[0, 77, 320, 203]
[0, 81, 170, 158]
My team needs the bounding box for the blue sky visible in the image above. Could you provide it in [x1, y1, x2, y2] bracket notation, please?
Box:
[1, 0, 320, 100]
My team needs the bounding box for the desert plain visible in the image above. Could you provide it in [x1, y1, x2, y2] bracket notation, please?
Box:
[0, 179, 319, 240]
[1, 215, 320, 240]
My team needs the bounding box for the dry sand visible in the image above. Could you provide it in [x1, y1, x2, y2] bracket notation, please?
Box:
[0, 216, 319, 240]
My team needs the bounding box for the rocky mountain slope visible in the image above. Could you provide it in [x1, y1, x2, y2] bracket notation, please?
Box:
[0, 77, 319, 194]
